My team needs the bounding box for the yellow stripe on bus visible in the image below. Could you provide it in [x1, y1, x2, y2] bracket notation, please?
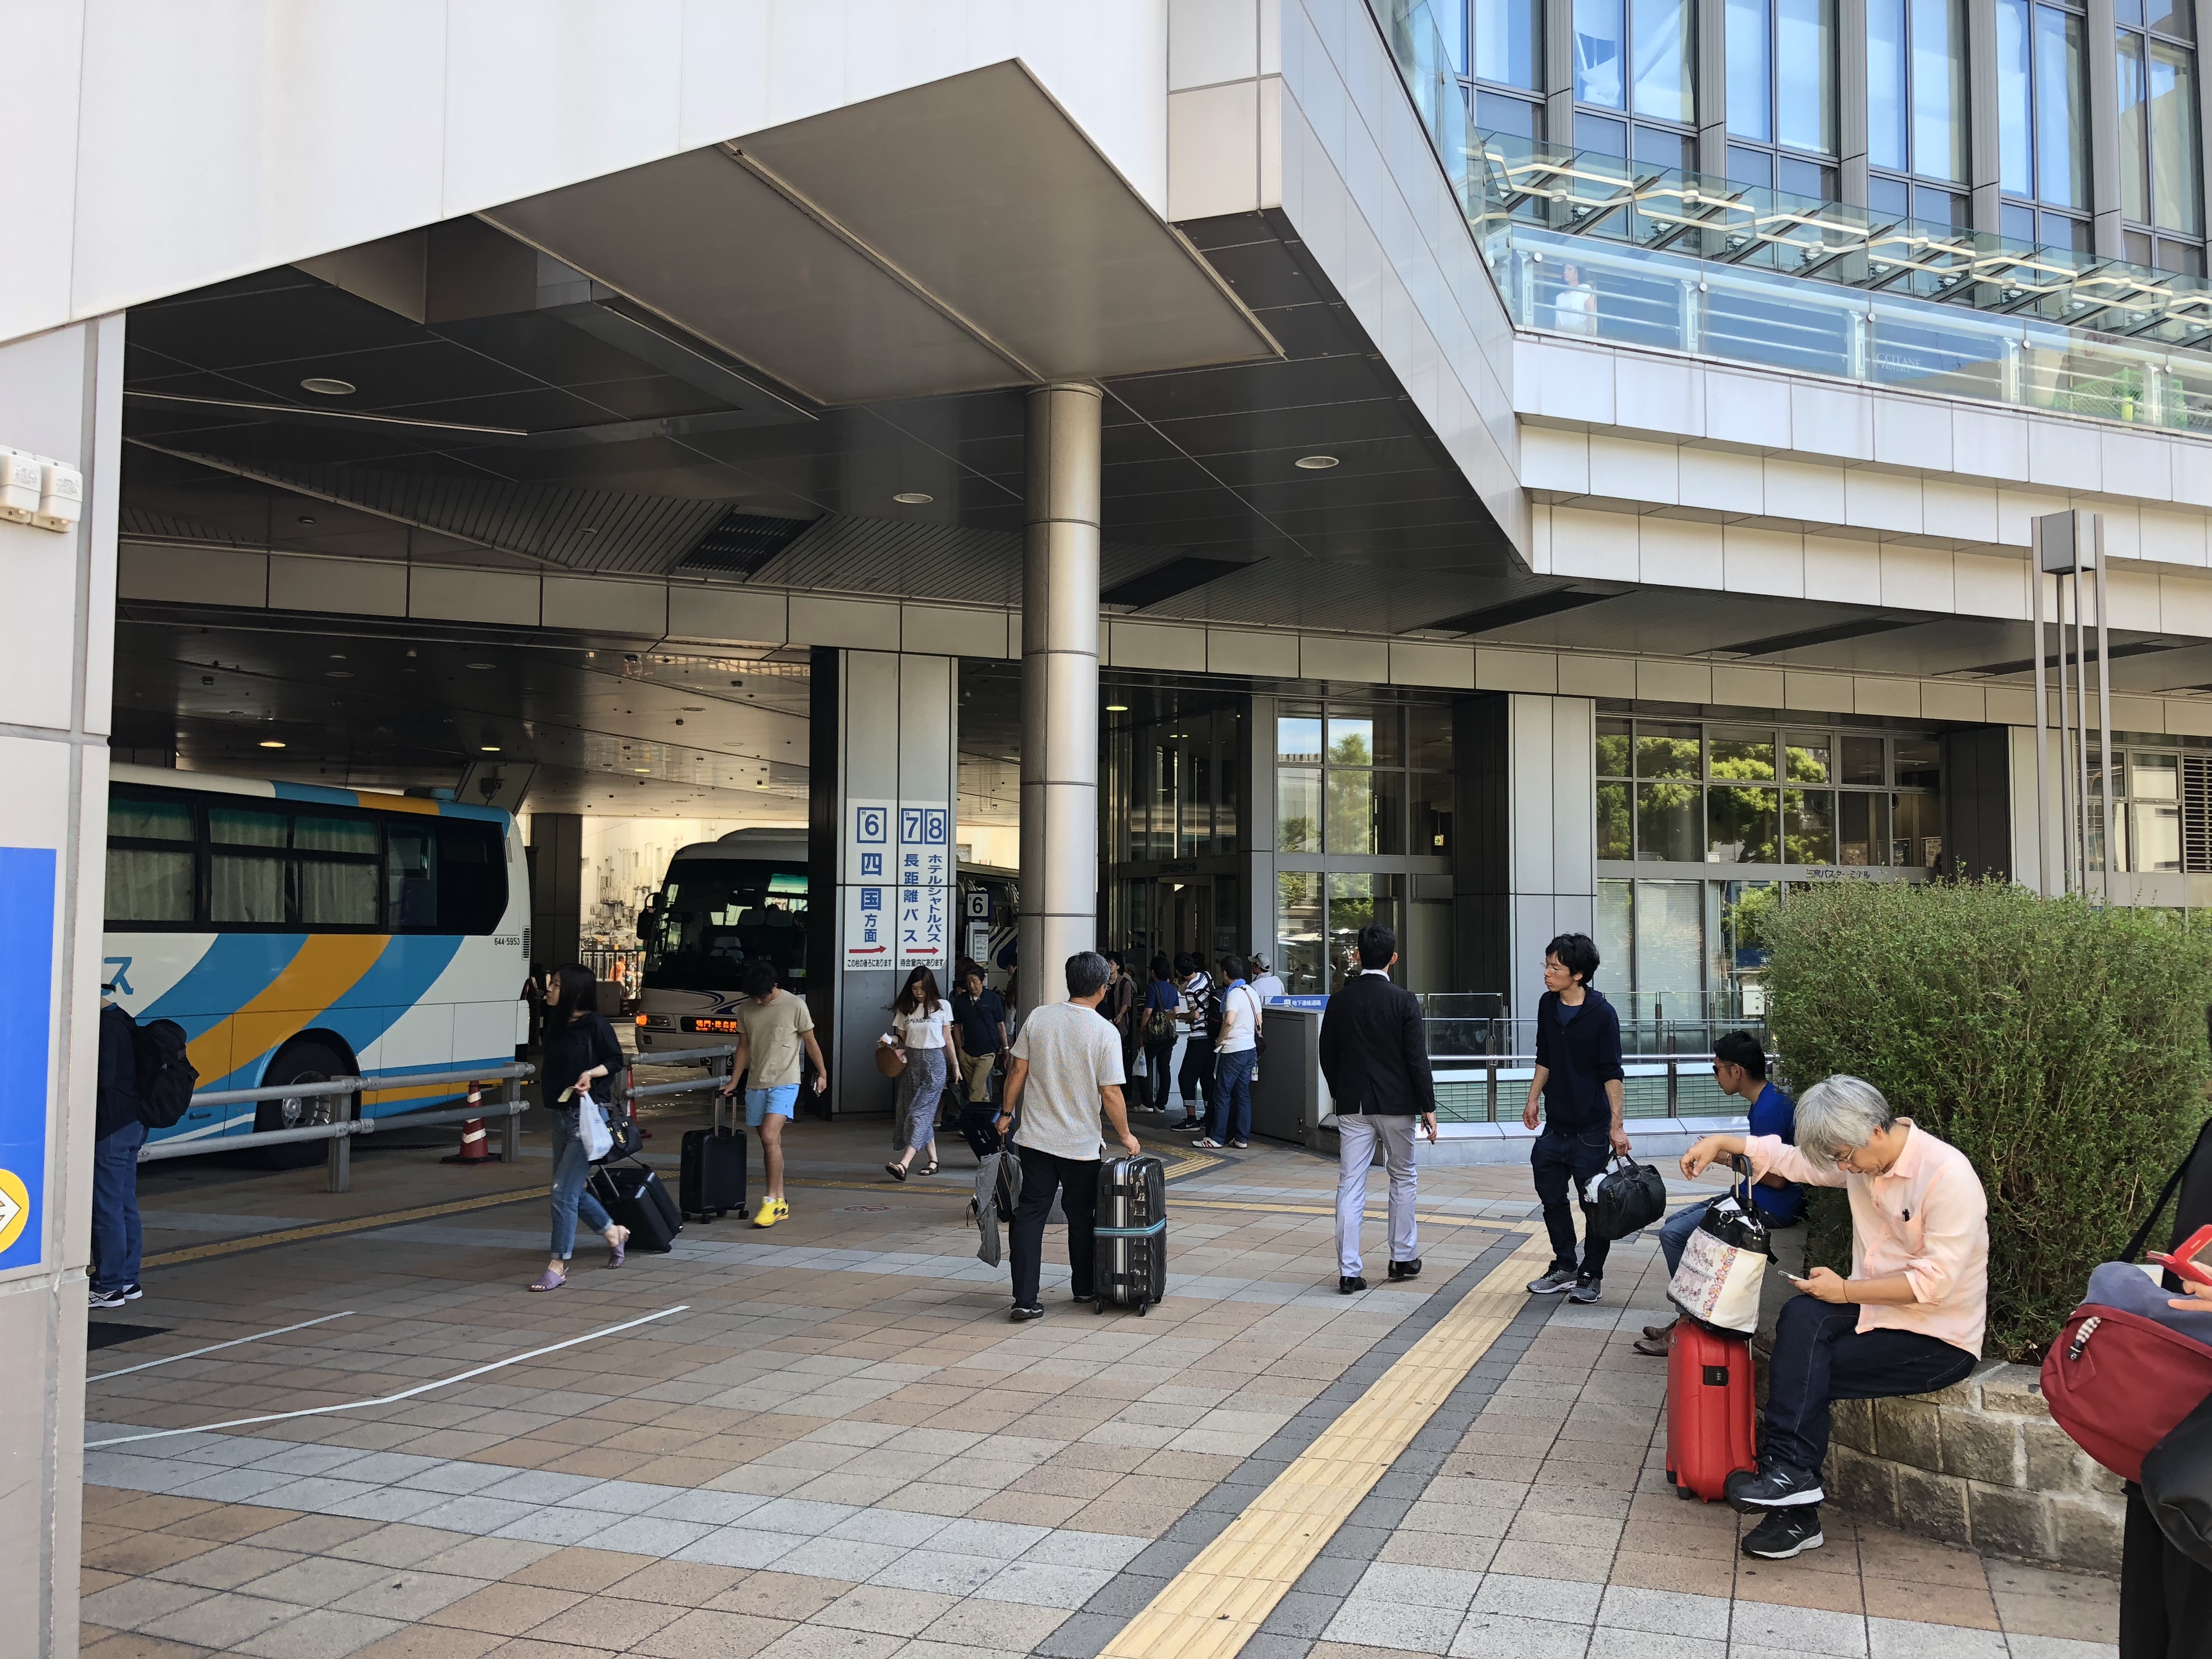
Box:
[186, 934, 392, 1087]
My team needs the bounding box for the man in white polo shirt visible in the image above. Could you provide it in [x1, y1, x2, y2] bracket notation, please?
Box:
[996, 951, 1142, 1322]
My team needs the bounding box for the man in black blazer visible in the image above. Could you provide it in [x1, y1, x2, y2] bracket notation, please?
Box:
[1317, 923, 1439, 1294]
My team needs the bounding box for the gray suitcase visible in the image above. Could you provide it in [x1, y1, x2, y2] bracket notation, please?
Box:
[1093, 1153, 1167, 1314]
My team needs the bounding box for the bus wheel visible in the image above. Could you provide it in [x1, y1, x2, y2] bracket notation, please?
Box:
[253, 1040, 352, 1170]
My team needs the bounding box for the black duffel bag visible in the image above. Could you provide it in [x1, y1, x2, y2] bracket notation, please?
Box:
[1587, 1152, 1668, 1241]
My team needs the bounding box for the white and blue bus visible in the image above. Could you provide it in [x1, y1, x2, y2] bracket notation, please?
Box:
[103, 765, 529, 1163]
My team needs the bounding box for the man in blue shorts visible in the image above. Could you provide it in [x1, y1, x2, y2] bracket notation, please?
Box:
[719, 959, 828, 1227]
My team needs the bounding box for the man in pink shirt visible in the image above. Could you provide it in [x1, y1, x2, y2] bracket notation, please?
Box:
[1681, 1074, 1988, 1561]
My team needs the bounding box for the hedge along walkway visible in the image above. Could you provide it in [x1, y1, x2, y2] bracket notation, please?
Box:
[1099, 1237, 1555, 1659]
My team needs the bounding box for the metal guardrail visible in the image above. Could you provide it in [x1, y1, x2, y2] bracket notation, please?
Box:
[138, 1048, 744, 1194]
[1430, 1051, 1778, 1124]
[618, 1046, 736, 1105]
[140, 1063, 537, 1193]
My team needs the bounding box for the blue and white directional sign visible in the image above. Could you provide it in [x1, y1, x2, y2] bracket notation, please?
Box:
[896, 802, 951, 970]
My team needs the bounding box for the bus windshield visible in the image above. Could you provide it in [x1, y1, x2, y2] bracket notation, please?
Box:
[644, 860, 809, 992]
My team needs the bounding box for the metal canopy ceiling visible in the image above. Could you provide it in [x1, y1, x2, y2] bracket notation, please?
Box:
[483, 61, 1281, 406]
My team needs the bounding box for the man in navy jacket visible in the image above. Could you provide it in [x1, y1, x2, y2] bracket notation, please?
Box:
[1520, 933, 1629, 1304]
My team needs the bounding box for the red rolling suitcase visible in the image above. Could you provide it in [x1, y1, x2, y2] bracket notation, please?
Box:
[1664, 1320, 1758, 1501]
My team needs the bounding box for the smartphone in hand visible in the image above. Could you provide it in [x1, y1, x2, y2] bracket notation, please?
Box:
[2150, 1224, 2212, 1287]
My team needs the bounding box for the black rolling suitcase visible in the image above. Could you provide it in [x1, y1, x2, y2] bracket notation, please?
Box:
[681, 1091, 747, 1222]
[1093, 1153, 1167, 1314]
[590, 1160, 681, 1252]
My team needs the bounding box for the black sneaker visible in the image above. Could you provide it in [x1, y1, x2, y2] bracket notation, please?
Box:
[1567, 1274, 1602, 1304]
[1339, 1275, 1368, 1293]
[1388, 1259, 1423, 1281]
[1741, 1507, 1825, 1559]
[88, 1286, 126, 1310]
[1009, 1305, 1045, 1322]
[1725, 1462, 1825, 1511]
[1174, 1120, 1205, 1133]
[121, 1283, 144, 1302]
[1527, 1267, 1579, 1295]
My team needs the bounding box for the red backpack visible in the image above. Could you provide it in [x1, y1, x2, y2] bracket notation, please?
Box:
[2044, 1126, 2212, 1482]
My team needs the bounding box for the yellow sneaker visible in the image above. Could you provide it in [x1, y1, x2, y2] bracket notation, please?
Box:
[772, 1199, 791, 1223]
[752, 1198, 780, 1228]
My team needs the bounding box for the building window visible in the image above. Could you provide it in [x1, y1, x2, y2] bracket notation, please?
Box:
[1997, 0, 2091, 247]
[1726, 0, 1838, 192]
[2118, 0, 2203, 271]
[1275, 703, 1453, 857]
[1595, 717, 1942, 867]
[1476, 0, 1544, 88]
[1867, 0, 1970, 221]
[1573, 0, 1696, 161]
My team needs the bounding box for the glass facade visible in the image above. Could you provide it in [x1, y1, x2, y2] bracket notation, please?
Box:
[1272, 699, 1453, 995]
[1450, 0, 2207, 269]
[1594, 714, 1939, 1019]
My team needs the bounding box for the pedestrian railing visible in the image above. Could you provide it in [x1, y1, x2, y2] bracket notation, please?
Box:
[138, 1048, 744, 1195]
[1429, 1052, 1777, 1124]
[139, 1064, 538, 1194]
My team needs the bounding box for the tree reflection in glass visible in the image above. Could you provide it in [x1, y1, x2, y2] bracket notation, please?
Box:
[1707, 727, 1778, 862]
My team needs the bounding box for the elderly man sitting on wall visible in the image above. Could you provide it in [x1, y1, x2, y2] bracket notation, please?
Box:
[1680, 1075, 1989, 1562]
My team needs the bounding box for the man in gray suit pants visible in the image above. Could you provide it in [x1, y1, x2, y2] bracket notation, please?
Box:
[1316, 923, 1440, 1294]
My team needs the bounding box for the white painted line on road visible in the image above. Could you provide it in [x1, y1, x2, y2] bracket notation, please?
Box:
[88, 1311, 358, 1382]
[85, 1304, 690, 1447]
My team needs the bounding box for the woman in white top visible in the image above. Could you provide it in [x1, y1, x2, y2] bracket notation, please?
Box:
[1553, 261, 1598, 337]
[885, 967, 957, 1180]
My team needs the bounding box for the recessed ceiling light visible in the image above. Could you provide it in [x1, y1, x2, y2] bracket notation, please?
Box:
[328, 652, 346, 661]
[1105, 703, 1129, 712]
[297, 516, 317, 526]
[1294, 454, 1339, 470]
[259, 740, 286, 749]
[466, 662, 495, 670]
[634, 768, 650, 774]
[300, 377, 356, 396]
[326, 670, 352, 679]
[481, 745, 501, 753]
[892, 492, 933, 505]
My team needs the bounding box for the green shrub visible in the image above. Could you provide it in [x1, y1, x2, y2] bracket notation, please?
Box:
[1763, 878, 2212, 1361]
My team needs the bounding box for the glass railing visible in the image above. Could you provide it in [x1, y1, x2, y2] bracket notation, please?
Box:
[1368, 0, 2212, 432]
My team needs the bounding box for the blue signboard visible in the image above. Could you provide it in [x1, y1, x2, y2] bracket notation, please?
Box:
[0, 847, 56, 1268]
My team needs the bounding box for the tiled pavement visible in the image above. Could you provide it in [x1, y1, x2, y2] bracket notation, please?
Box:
[77, 1103, 2121, 1658]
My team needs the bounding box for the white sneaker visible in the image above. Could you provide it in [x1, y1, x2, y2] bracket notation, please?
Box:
[88, 1287, 127, 1310]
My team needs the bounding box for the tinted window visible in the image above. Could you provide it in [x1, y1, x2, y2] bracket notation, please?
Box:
[437, 820, 507, 934]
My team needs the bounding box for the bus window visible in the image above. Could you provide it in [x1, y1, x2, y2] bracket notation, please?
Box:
[210, 805, 288, 924]
[437, 820, 506, 934]
[106, 794, 193, 924]
[645, 861, 808, 992]
[387, 827, 437, 928]
[295, 814, 379, 927]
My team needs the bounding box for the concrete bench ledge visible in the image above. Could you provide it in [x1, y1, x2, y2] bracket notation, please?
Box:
[1828, 1361, 2123, 1572]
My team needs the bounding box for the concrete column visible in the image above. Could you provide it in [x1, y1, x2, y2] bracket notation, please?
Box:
[0, 313, 123, 1658]
[811, 648, 958, 1114]
[1020, 383, 1103, 1009]
[527, 812, 582, 969]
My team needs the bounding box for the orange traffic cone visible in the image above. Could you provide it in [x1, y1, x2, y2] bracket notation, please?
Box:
[441, 1085, 502, 1164]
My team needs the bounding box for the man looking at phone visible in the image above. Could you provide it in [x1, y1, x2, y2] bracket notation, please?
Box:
[1633, 1029, 1803, 1356]
[1522, 934, 1629, 1305]
[1680, 1074, 1987, 1561]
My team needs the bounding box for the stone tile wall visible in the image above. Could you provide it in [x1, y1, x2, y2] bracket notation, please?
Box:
[1826, 1360, 2124, 1573]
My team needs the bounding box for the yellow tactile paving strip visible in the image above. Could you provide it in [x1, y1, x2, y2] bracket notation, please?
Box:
[1101, 1234, 1555, 1659]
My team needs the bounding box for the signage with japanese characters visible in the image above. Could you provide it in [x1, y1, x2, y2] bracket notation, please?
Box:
[896, 803, 951, 969]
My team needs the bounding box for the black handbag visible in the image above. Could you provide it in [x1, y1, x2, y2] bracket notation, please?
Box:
[597, 1098, 643, 1164]
[1587, 1152, 1668, 1240]
[2144, 1388, 2212, 1572]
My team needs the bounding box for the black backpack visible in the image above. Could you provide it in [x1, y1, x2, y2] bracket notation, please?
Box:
[132, 1018, 198, 1130]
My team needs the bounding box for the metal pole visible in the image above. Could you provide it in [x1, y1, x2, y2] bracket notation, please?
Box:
[2095, 516, 2117, 905]
[327, 1087, 354, 1194]
[502, 1073, 522, 1162]
[2073, 562, 2095, 895]
[2032, 529, 2053, 898]
[1486, 1058, 1498, 1122]
[2055, 563, 2075, 893]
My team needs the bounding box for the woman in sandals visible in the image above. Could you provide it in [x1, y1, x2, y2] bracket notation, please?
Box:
[885, 966, 957, 1181]
[531, 963, 630, 1290]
